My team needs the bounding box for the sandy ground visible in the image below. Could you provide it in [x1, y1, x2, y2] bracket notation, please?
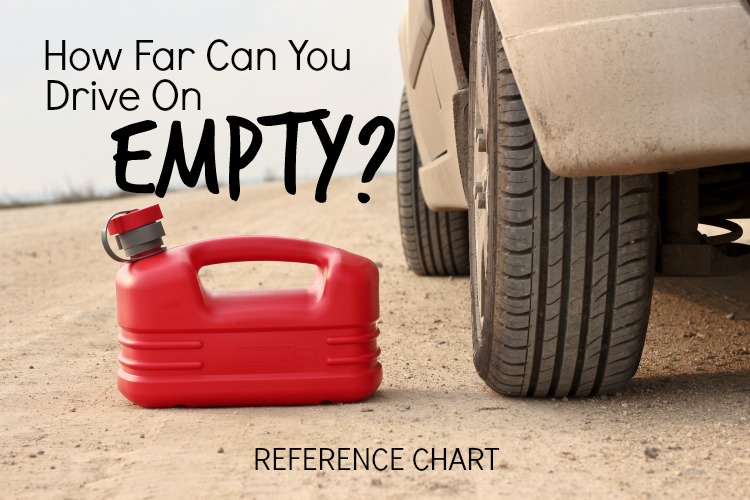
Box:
[1, 175, 749, 499]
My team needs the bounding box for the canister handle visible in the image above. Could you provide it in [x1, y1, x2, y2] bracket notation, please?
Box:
[186, 236, 336, 271]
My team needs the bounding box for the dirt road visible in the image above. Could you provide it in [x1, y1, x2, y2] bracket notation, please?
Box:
[2, 176, 749, 498]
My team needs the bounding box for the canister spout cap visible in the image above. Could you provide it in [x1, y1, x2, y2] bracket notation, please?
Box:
[102, 204, 167, 263]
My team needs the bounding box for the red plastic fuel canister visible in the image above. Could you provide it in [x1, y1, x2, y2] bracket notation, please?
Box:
[104, 205, 382, 408]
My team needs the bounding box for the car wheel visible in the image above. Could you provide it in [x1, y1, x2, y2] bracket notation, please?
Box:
[468, 2, 658, 397]
[397, 90, 470, 276]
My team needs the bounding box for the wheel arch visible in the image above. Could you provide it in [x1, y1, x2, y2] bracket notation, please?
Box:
[484, 0, 750, 176]
[398, 0, 473, 211]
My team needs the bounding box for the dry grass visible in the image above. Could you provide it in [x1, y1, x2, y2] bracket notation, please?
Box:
[0, 182, 136, 209]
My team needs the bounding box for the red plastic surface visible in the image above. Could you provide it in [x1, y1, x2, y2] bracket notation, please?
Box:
[114, 236, 382, 407]
[108, 205, 163, 235]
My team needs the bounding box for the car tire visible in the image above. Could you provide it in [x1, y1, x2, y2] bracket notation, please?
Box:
[397, 90, 470, 277]
[468, 2, 658, 397]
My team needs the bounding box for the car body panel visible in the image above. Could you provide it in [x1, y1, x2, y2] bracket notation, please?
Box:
[399, 0, 750, 208]
[403, 0, 435, 87]
[400, 0, 467, 210]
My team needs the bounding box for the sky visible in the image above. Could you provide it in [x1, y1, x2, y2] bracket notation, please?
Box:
[0, 0, 405, 201]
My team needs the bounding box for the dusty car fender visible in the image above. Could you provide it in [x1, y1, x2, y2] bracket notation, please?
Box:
[489, 0, 750, 176]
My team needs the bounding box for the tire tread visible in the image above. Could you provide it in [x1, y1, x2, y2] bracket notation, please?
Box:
[474, 13, 656, 397]
[397, 91, 470, 277]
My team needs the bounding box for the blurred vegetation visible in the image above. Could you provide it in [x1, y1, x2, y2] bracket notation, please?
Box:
[1, 170, 286, 209]
[0, 182, 137, 210]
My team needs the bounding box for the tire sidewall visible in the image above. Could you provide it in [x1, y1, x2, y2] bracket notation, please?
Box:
[468, 0, 497, 377]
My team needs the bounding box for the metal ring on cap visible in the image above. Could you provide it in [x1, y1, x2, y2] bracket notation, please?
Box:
[101, 210, 166, 263]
